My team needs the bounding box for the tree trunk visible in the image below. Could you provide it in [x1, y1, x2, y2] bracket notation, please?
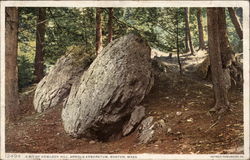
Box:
[184, 9, 190, 53]
[108, 8, 113, 43]
[197, 8, 206, 50]
[34, 8, 46, 83]
[218, 8, 243, 87]
[176, 9, 182, 75]
[218, 8, 235, 68]
[207, 8, 230, 113]
[228, 7, 243, 40]
[184, 8, 195, 55]
[184, 26, 189, 53]
[5, 7, 20, 122]
[96, 8, 103, 54]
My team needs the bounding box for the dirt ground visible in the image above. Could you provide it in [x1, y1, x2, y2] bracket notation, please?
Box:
[6, 51, 244, 154]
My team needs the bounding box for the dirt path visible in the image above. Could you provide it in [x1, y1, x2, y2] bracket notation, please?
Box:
[6, 71, 243, 154]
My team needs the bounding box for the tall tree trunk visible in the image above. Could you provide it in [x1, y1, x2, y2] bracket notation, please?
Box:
[176, 9, 182, 75]
[228, 7, 243, 40]
[108, 8, 113, 43]
[184, 9, 190, 53]
[5, 7, 20, 122]
[96, 8, 103, 54]
[184, 26, 190, 53]
[218, 8, 243, 87]
[184, 8, 195, 55]
[197, 8, 206, 50]
[218, 8, 235, 68]
[207, 8, 230, 113]
[34, 8, 46, 83]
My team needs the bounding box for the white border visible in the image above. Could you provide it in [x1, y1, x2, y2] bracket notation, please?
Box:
[0, 1, 249, 160]
[0, 2, 6, 160]
[243, 2, 250, 160]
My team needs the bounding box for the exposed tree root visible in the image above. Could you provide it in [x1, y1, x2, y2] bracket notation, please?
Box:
[209, 104, 232, 115]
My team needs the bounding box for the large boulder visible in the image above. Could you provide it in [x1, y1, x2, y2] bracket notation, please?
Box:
[196, 53, 243, 88]
[33, 46, 95, 112]
[62, 34, 154, 140]
[196, 56, 210, 79]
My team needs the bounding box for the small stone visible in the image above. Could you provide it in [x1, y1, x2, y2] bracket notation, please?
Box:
[187, 118, 193, 123]
[176, 111, 182, 116]
[157, 119, 167, 130]
[188, 102, 195, 105]
[89, 140, 96, 144]
[167, 128, 172, 133]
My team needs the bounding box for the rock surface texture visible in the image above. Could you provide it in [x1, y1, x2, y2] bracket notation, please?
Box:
[62, 34, 154, 140]
[137, 117, 168, 144]
[196, 53, 243, 88]
[137, 116, 155, 144]
[33, 46, 94, 112]
[122, 106, 145, 136]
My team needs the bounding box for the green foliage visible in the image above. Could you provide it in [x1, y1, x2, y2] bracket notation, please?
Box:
[225, 8, 243, 53]
[189, 8, 199, 48]
[17, 7, 243, 89]
[45, 8, 96, 64]
[17, 55, 34, 89]
[67, 45, 96, 68]
[18, 8, 36, 89]
[113, 8, 185, 52]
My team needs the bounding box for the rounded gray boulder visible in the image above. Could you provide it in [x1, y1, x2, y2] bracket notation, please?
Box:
[62, 34, 154, 140]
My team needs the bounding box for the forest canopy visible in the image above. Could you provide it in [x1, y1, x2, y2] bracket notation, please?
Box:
[17, 7, 242, 89]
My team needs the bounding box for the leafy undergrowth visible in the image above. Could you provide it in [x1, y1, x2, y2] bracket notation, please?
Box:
[6, 71, 243, 154]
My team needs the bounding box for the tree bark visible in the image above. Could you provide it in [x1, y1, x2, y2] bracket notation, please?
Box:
[218, 8, 243, 87]
[184, 26, 190, 53]
[184, 8, 195, 55]
[5, 7, 20, 122]
[218, 8, 235, 68]
[228, 7, 243, 40]
[34, 8, 46, 83]
[207, 8, 230, 113]
[96, 8, 103, 54]
[197, 8, 206, 50]
[184, 9, 190, 53]
[176, 9, 182, 75]
[108, 8, 113, 43]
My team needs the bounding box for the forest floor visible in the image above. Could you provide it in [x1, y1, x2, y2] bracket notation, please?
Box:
[6, 50, 244, 154]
